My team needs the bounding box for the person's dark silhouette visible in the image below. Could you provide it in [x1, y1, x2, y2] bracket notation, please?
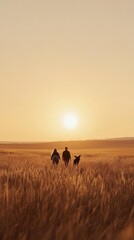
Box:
[51, 149, 60, 166]
[62, 147, 71, 166]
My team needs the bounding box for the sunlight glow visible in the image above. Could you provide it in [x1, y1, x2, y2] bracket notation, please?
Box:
[63, 113, 78, 129]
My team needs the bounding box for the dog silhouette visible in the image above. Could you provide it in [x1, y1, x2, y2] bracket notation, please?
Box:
[73, 155, 81, 166]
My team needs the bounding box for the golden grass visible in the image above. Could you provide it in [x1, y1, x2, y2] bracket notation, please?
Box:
[0, 148, 134, 240]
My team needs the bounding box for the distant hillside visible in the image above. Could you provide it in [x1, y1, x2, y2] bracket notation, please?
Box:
[106, 137, 134, 141]
[0, 138, 134, 149]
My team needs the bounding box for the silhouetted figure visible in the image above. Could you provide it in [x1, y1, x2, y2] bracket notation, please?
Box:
[62, 147, 71, 166]
[51, 149, 60, 166]
[73, 155, 81, 166]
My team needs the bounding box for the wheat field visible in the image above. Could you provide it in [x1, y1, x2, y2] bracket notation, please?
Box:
[0, 147, 134, 240]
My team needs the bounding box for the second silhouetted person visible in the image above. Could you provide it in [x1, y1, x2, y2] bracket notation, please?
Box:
[62, 147, 71, 166]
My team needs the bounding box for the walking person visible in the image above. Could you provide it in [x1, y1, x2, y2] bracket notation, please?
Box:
[62, 147, 71, 166]
[51, 149, 60, 166]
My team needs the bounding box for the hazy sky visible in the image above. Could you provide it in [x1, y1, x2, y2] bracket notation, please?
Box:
[0, 0, 134, 141]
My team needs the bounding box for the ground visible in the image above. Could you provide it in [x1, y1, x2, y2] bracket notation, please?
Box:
[0, 145, 134, 240]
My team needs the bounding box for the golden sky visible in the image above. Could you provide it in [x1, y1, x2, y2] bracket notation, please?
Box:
[0, 0, 134, 141]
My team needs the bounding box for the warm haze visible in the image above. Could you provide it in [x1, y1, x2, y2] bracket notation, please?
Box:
[0, 0, 134, 141]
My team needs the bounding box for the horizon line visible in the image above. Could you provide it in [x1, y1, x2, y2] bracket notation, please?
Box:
[0, 137, 134, 144]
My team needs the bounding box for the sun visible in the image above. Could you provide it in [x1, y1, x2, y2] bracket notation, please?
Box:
[63, 113, 78, 129]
